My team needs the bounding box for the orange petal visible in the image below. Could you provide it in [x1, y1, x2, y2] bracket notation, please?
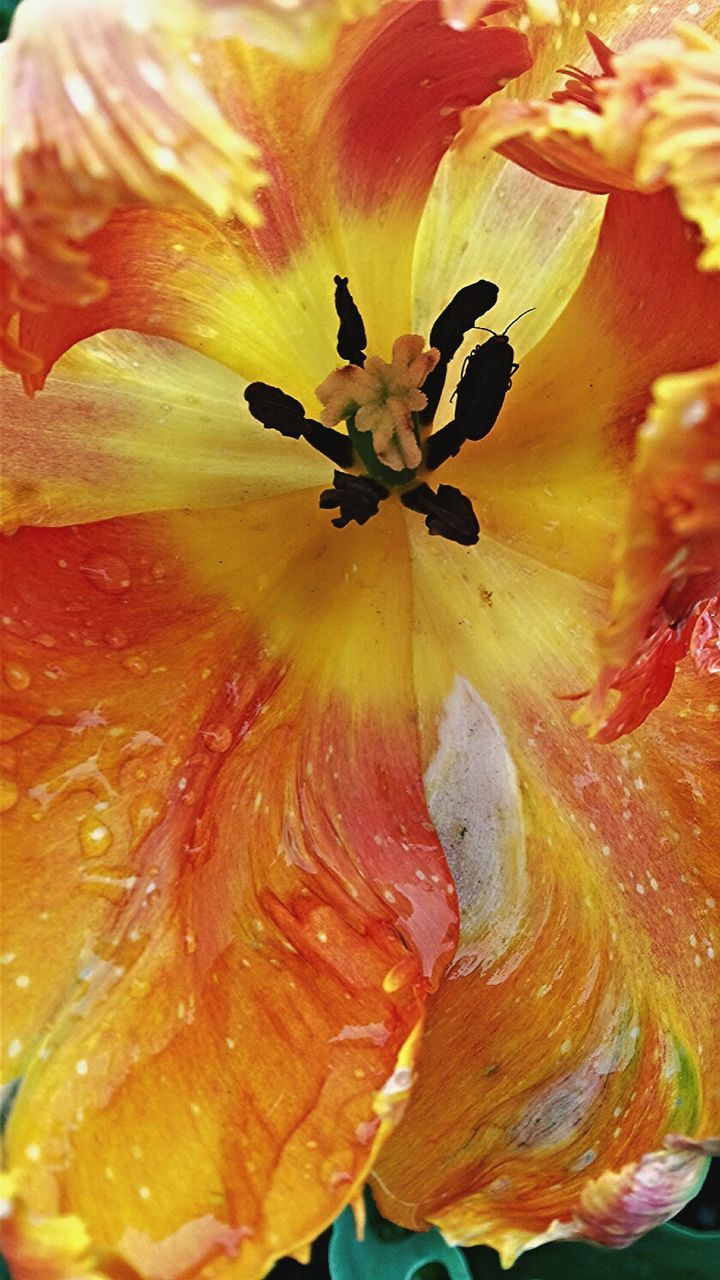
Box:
[1, 502, 458, 1277]
[457, 20, 720, 267]
[15, 208, 296, 394]
[578, 362, 720, 741]
[569, 1136, 714, 1249]
[372, 520, 719, 1260]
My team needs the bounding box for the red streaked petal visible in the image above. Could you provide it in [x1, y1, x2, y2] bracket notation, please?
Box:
[578, 362, 720, 742]
[373, 521, 719, 1258]
[17, 208, 295, 394]
[1, 503, 457, 1276]
[438, 188, 720, 590]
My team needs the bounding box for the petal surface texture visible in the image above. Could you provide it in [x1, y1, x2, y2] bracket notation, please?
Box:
[373, 523, 720, 1263]
[1, 332, 328, 529]
[1, 506, 459, 1277]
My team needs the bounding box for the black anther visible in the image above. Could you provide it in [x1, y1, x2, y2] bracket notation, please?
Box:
[319, 471, 388, 528]
[401, 482, 479, 546]
[334, 275, 367, 366]
[245, 382, 354, 468]
[245, 382, 305, 438]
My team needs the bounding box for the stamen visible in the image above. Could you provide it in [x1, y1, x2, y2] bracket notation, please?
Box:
[245, 382, 354, 466]
[401, 483, 479, 546]
[244, 383, 305, 437]
[319, 472, 388, 528]
[334, 275, 367, 367]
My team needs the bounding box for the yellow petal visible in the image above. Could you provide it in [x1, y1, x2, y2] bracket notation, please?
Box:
[1, 331, 328, 530]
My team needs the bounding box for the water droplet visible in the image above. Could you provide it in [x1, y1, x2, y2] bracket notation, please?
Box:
[382, 956, 416, 993]
[204, 724, 232, 754]
[3, 661, 31, 691]
[149, 561, 167, 582]
[122, 655, 148, 677]
[80, 553, 132, 595]
[80, 870, 136, 902]
[320, 1151, 354, 1190]
[78, 813, 113, 857]
[130, 791, 165, 839]
[0, 777, 19, 812]
[104, 627, 128, 650]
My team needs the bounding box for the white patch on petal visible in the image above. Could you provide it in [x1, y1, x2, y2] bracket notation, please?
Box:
[424, 676, 526, 975]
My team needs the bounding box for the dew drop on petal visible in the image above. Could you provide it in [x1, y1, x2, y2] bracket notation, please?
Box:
[122, 655, 149, 677]
[204, 724, 233, 754]
[129, 791, 165, 839]
[3, 661, 31, 691]
[80, 554, 132, 595]
[78, 813, 113, 857]
[104, 627, 129, 650]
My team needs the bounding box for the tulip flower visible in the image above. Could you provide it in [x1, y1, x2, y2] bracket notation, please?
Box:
[1, 1, 718, 1277]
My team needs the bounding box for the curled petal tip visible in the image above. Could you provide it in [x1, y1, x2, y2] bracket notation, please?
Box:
[582, 363, 720, 741]
[440, 0, 559, 31]
[458, 23, 720, 269]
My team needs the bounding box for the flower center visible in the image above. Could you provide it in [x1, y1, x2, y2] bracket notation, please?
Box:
[245, 274, 525, 547]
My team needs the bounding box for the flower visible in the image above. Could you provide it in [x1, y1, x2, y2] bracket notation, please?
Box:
[1, 1, 719, 1277]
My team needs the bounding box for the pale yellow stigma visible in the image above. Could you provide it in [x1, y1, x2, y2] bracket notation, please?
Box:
[316, 334, 439, 472]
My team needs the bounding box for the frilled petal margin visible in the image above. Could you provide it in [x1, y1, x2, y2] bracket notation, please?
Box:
[0, 503, 458, 1278]
[454, 21, 720, 266]
[579, 362, 720, 742]
[5, 0, 532, 394]
[372, 520, 719, 1262]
